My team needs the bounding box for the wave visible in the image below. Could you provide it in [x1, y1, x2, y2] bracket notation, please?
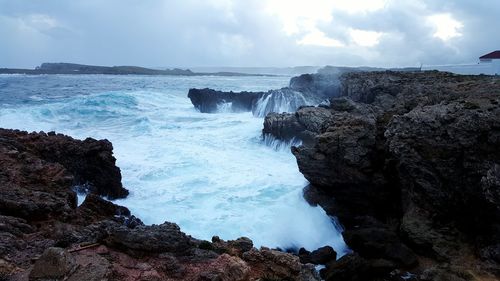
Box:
[253, 89, 308, 117]
[262, 133, 302, 151]
[216, 101, 233, 113]
[0, 75, 348, 253]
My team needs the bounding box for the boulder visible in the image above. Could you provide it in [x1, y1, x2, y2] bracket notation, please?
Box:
[29, 247, 77, 280]
[299, 246, 337, 265]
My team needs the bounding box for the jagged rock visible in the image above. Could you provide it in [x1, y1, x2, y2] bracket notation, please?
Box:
[0, 129, 128, 200]
[0, 128, 317, 280]
[266, 71, 500, 279]
[242, 248, 319, 280]
[188, 88, 264, 113]
[229, 237, 253, 253]
[0, 215, 34, 237]
[74, 194, 141, 227]
[188, 71, 345, 117]
[263, 112, 307, 142]
[188, 87, 314, 117]
[29, 247, 77, 280]
[0, 137, 77, 220]
[67, 251, 111, 281]
[299, 246, 337, 265]
[104, 222, 194, 254]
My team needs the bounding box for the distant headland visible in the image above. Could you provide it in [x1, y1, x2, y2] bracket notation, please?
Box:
[0, 62, 271, 76]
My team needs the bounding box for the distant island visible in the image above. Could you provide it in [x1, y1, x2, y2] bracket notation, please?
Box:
[0, 62, 271, 76]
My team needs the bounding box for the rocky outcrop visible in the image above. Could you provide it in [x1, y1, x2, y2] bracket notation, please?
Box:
[265, 71, 500, 280]
[188, 88, 264, 113]
[0, 128, 320, 281]
[188, 87, 314, 117]
[188, 67, 357, 117]
[298, 246, 337, 265]
[0, 129, 128, 200]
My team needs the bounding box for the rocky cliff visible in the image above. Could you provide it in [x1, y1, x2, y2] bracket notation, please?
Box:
[0, 129, 320, 281]
[264, 71, 500, 280]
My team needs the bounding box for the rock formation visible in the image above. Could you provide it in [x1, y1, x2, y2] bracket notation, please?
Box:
[188, 67, 357, 117]
[264, 71, 500, 280]
[0, 129, 320, 281]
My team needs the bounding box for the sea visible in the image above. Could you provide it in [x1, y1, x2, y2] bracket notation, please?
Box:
[0, 74, 347, 253]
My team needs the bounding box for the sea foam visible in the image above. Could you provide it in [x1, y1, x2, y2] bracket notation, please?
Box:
[0, 74, 348, 253]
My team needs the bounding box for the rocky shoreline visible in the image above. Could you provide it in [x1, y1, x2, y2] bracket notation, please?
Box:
[0, 129, 322, 280]
[2, 69, 500, 280]
[264, 70, 500, 280]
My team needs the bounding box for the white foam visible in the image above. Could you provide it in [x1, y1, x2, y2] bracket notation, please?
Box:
[253, 89, 309, 117]
[262, 133, 302, 152]
[0, 75, 348, 253]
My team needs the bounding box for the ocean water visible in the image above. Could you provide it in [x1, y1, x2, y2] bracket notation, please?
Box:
[0, 74, 347, 253]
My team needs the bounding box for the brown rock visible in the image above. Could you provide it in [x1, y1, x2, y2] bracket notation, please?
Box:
[29, 247, 77, 280]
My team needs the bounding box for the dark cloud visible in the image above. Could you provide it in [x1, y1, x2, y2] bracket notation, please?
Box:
[0, 0, 499, 68]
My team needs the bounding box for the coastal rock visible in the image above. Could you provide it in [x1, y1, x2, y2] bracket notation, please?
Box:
[104, 222, 194, 254]
[343, 226, 417, 267]
[75, 194, 132, 224]
[188, 87, 313, 117]
[0, 129, 128, 200]
[242, 248, 319, 280]
[29, 247, 77, 280]
[0, 128, 321, 280]
[289, 73, 341, 98]
[188, 88, 264, 113]
[266, 71, 500, 280]
[188, 69, 348, 117]
[299, 246, 337, 265]
[321, 253, 370, 281]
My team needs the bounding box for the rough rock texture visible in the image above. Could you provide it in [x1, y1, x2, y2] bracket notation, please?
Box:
[265, 71, 500, 280]
[0, 129, 128, 200]
[29, 247, 77, 280]
[0, 128, 319, 281]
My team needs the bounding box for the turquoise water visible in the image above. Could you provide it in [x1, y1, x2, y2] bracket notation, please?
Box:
[0, 74, 347, 252]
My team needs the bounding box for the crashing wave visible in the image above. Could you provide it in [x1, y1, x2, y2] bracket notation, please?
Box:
[216, 101, 233, 113]
[262, 133, 302, 152]
[252, 89, 309, 117]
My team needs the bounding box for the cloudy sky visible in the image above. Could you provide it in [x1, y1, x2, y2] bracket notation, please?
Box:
[1, 0, 499, 68]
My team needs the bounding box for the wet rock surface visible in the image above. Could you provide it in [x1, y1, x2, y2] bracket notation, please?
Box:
[266, 71, 500, 280]
[188, 68, 353, 117]
[298, 246, 337, 265]
[0, 128, 320, 281]
[188, 88, 264, 113]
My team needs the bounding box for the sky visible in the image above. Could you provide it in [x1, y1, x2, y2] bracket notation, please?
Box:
[0, 0, 499, 68]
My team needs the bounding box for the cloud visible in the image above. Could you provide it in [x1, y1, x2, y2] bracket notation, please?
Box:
[297, 29, 344, 47]
[349, 29, 383, 47]
[427, 13, 463, 41]
[0, 0, 499, 68]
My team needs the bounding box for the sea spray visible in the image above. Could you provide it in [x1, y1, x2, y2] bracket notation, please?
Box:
[216, 101, 233, 113]
[0, 74, 348, 253]
[262, 133, 302, 152]
[252, 88, 309, 117]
